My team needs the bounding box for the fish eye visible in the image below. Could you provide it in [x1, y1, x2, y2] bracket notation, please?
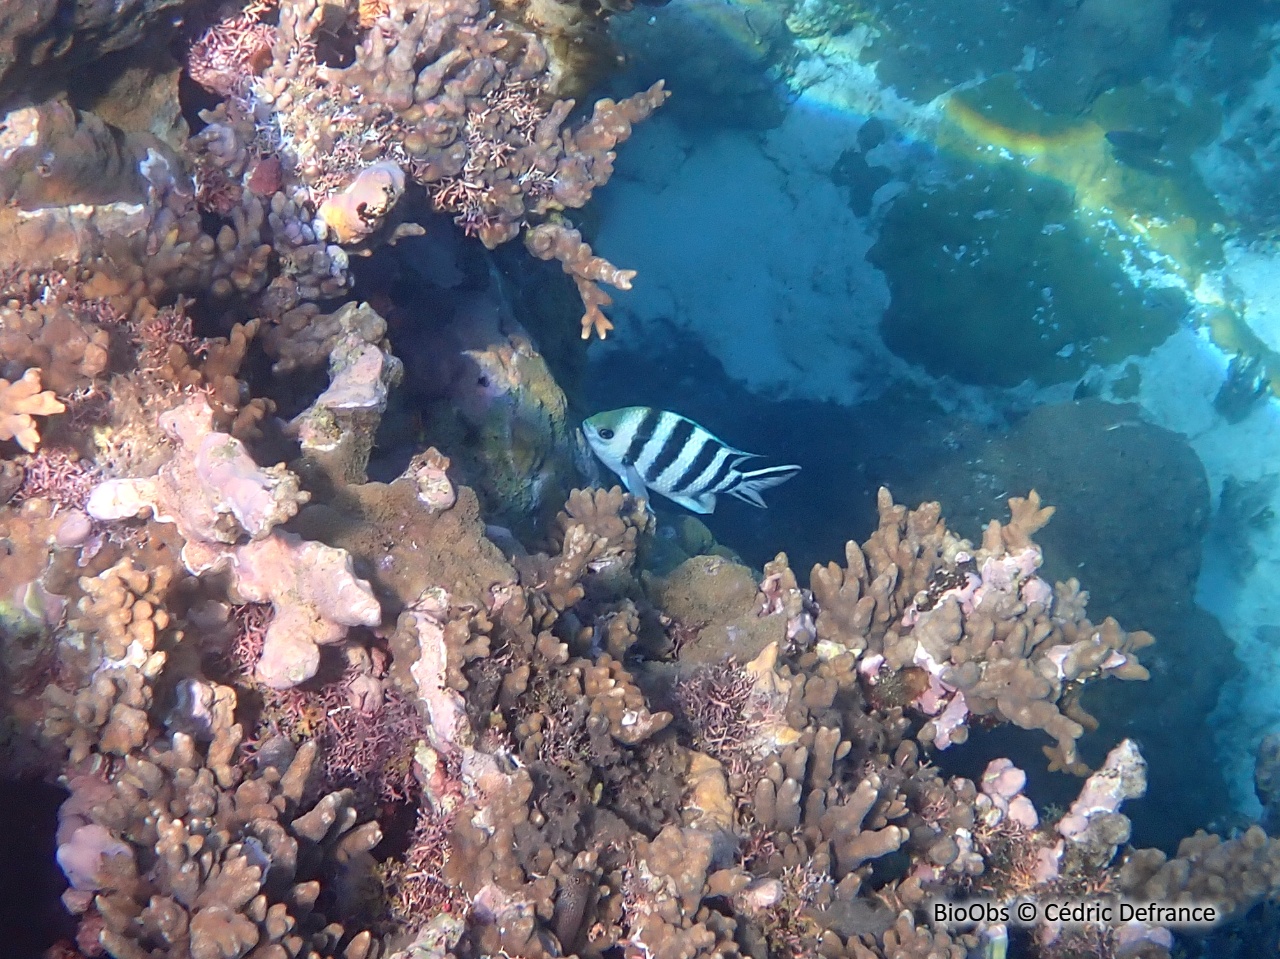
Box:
[599, 428, 614, 439]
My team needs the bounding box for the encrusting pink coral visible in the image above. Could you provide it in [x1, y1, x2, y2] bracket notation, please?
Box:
[86, 396, 308, 555]
[85, 395, 381, 688]
[226, 531, 383, 688]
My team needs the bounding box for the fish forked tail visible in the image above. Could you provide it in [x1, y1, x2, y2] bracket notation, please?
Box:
[727, 464, 801, 508]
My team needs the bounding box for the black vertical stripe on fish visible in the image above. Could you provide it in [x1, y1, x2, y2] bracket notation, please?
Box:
[695, 453, 739, 496]
[636, 412, 681, 474]
[673, 435, 722, 493]
[686, 445, 736, 496]
[647, 417, 695, 482]
[623, 407, 661, 465]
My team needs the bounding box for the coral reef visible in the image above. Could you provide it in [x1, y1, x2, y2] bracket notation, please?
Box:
[0, 272, 111, 396]
[0, 369, 64, 452]
[3, 4, 1278, 959]
[22, 425, 1280, 959]
[86, 395, 381, 689]
[187, 0, 668, 338]
[55, 694, 384, 959]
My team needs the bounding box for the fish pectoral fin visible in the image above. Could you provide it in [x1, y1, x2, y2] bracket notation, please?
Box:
[667, 492, 715, 514]
[621, 463, 650, 501]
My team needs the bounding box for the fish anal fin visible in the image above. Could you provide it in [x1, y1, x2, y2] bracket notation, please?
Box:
[728, 464, 801, 509]
[730, 486, 768, 508]
[666, 491, 716, 514]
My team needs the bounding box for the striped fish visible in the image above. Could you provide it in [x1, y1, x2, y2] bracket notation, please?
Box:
[583, 407, 800, 514]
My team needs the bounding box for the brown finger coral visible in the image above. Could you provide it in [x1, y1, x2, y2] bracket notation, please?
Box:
[57, 711, 384, 959]
[810, 488, 1152, 775]
[0, 368, 64, 451]
[0, 274, 111, 395]
[72, 558, 175, 663]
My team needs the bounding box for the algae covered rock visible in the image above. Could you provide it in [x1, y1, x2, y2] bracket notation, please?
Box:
[645, 554, 787, 663]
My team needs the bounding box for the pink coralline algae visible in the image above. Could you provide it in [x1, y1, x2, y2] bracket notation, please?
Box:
[11, 449, 101, 513]
[185, 1, 278, 98]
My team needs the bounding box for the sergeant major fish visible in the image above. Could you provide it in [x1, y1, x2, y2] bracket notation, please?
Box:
[583, 406, 800, 513]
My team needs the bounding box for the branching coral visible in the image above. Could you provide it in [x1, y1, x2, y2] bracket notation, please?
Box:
[525, 219, 634, 339]
[189, 0, 666, 337]
[0, 271, 111, 395]
[71, 558, 175, 664]
[509, 485, 652, 611]
[813, 488, 1151, 774]
[43, 661, 162, 767]
[55, 684, 385, 959]
[0, 368, 65, 451]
